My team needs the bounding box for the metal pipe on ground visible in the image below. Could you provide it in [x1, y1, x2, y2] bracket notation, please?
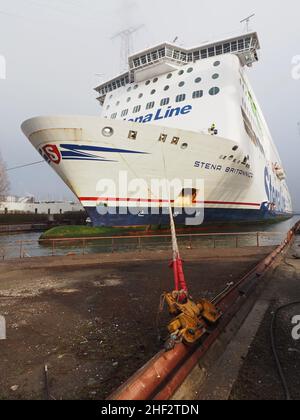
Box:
[108, 221, 300, 401]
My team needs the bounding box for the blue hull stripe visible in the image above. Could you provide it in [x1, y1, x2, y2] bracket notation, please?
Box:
[84, 206, 292, 227]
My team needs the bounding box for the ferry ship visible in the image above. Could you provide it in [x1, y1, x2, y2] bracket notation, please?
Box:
[21, 32, 293, 226]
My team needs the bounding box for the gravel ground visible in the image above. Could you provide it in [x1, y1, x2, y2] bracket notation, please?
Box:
[0, 247, 273, 400]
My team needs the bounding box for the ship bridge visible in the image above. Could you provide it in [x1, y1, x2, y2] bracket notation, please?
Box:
[95, 32, 260, 105]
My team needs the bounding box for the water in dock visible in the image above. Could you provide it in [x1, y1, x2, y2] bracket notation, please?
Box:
[0, 216, 298, 260]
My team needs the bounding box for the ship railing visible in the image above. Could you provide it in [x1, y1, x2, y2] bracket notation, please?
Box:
[0, 231, 286, 261]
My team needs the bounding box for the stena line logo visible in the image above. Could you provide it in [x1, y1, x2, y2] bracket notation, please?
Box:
[40, 144, 61, 165]
[127, 104, 193, 124]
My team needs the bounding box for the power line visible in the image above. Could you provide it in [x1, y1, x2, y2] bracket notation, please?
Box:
[7, 160, 45, 172]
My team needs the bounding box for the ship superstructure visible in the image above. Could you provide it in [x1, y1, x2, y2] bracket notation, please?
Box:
[21, 32, 292, 226]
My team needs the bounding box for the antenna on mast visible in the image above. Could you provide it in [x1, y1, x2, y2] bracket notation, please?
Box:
[240, 13, 255, 33]
[111, 25, 144, 72]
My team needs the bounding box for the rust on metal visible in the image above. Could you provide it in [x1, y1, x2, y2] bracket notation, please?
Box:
[108, 222, 300, 401]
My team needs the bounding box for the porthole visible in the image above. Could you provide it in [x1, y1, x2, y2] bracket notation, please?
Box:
[146, 102, 155, 110]
[181, 143, 188, 150]
[213, 61, 221, 67]
[153, 77, 158, 83]
[193, 90, 203, 99]
[127, 97, 131, 102]
[232, 145, 239, 151]
[102, 127, 114, 137]
[176, 94, 186, 103]
[178, 70, 184, 76]
[127, 87, 132, 92]
[151, 89, 156, 95]
[209, 87, 220, 96]
[134, 84, 138, 90]
[179, 81, 185, 87]
[106, 105, 110, 110]
[145, 80, 151, 85]
[138, 93, 143, 99]
[212, 73, 219, 79]
[160, 98, 170, 106]
[195, 77, 202, 83]
[187, 68, 193, 73]
[164, 85, 170, 91]
[116, 101, 120, 106]
[167, 73, 173, 79]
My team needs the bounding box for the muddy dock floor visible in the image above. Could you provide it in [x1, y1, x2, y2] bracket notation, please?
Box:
[0, 247, 273, 400]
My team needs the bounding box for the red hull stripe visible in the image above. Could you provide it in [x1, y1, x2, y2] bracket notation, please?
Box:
[79, 197, 261, 207]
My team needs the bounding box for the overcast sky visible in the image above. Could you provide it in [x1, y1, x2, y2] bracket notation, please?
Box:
[0, 0, 299, 208]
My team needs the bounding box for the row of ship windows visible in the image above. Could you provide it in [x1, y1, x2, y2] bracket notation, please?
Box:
[107, 85, 220, 110]
[99, 61, 221, 97]
[108, 73, 220, 102]
[108, 88, 221, 118]
[126, 64, 220, 92]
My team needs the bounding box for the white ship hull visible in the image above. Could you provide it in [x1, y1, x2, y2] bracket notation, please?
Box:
[21, 115, 292, 227]
[21, 35, 293, 226]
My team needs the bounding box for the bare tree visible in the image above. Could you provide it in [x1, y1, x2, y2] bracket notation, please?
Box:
[0, 152, 9, 198]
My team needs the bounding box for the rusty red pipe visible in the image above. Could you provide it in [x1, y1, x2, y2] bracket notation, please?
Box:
[109, 223, 299, 401]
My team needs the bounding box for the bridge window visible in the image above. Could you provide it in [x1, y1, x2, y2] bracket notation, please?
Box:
[193, 90, 203, 99]
[158, 48, 166, 58]
[238, 39, 245, 51]
[216, 45, 223, 55]
[223, 43, 230, 53]
[193, 51, 200, 60]
[209, 87, 220, 96]
[121, 109, 128, 117]
[245, 37, 251, 49]
[176, 94, 186, 102]
[160, 98, 170, 106]
[208, 47, 215, 57]
[133, 106, 141, 114]
[231, 41, 237, 52]
[201, 49, 207, 59]
[146, 102, 155, 110]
